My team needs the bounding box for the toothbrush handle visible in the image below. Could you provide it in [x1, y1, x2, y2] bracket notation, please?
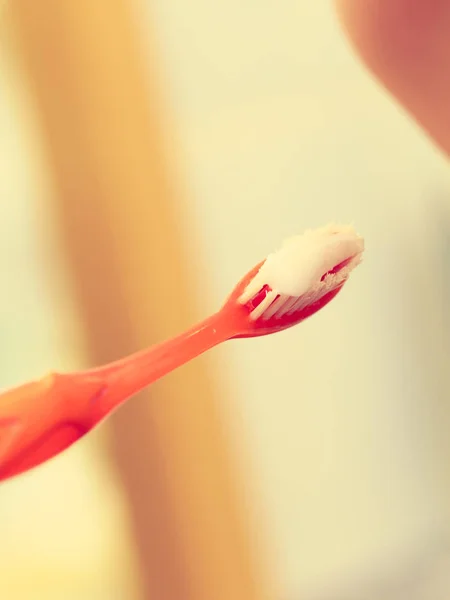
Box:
[86, 311, 230, 421]
[0, 373, 105, 482]
[0, 312, 230, 483]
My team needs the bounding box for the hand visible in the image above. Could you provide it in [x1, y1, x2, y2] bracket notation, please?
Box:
[335, 0, 450, 156]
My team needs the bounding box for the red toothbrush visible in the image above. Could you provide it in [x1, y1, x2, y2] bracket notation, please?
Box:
[0, 224, 364, 482]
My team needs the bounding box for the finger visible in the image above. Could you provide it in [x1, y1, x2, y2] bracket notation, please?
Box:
[335, 0, 450, 156]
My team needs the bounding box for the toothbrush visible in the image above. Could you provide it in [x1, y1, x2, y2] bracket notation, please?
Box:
[0, 224, 364, 483]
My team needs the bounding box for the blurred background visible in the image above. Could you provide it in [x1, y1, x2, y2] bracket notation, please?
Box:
[1, 1, 450, 599]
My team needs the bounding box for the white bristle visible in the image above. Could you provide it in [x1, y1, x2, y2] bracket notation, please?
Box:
[261, 294, 290, 321]
[238, 224, 364, 321]
[273, 295, 299, 317]
[238, 272, 266, 305]
[249, 290, 278, 321]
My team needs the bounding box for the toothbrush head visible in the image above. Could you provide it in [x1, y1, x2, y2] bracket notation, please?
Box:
[224, 224, 364, 338]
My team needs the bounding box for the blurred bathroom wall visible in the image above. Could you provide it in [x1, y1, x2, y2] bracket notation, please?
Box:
[1, 1, 450, 599]
[0, 20, 143, 600]
[141, 0, 450, 595]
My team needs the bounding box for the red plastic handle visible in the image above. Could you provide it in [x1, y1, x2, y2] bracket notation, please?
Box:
[0, 312, 231, 483]
[0, 373, 107, 482]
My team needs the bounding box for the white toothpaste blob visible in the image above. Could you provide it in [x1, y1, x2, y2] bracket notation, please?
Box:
[239, 224, 364, 319]
[259, 223, 364, 296]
